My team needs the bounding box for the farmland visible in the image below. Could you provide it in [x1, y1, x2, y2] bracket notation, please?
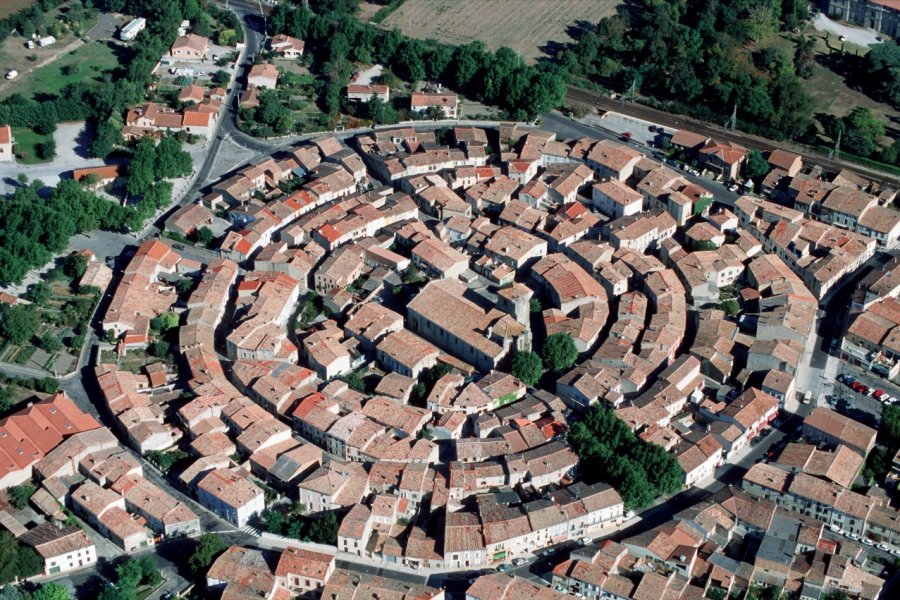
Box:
[377, 0, 620, 63]
[0, 0, 35, 21]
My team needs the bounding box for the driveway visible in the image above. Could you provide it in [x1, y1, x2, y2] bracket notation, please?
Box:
[355, 64, 382, 86]
[87, 12, 126, 42]
[813, 12, 883, 48]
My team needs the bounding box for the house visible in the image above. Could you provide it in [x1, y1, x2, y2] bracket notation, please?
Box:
[72, 165, 125, 189]
[270, 33, 305, 58]
[768, 149, 803, 177]
[700, 140, 746, 180]
[0, 125, 14, 161]
[19, 523, 96, 576]
[376, 329, 440, 378]
[411, 92, 459, 118]
[590, 180, 643, 219]
[347, 84, 390, 103]
[248, 63, 279, 90]
[670, 130, 709, 155]
[165, 203, 215, 238]
[178, 84, 205, 104]
[802, 407, 876, 458]
[169, 34, 209, 60]
[196, 467, 265, 527]
[274, 547, 335, 596]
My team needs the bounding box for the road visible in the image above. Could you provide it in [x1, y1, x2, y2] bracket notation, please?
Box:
[540, 112, 742, 208]
[566, 86, 900, 189]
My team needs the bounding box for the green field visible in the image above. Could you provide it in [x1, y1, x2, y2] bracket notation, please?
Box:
[11, 126, 53, 164]
[1, 41, 119, 100]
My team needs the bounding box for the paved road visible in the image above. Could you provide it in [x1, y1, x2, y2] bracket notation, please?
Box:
[812, 12, 884, 48]
[566, 86, 900, 189]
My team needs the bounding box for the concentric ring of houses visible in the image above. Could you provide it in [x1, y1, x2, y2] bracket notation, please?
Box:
[84, 120, 900, 583]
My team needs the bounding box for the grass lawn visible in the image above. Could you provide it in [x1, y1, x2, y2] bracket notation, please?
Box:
[3, 41, 119, 100]
[0, 0, 35, 20]
[11, 126, 53, 164]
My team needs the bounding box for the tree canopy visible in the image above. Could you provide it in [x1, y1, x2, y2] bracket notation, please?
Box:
[511, 351, 544, 387]
[569, 404, 685, 508]
[0, 531, 43, 585]
[542, 333, 578, 373]
[189, 534, 227, 576]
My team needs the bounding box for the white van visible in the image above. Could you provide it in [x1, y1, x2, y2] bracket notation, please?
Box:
[5, 70, 17, 80]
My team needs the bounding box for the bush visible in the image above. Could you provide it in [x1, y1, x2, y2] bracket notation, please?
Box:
[36, 140, 57, 160]
[8, 484, 35, 509]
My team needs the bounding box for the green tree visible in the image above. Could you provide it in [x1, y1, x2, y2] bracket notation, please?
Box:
[864, 41, 900, 108]
[31, 583, 69, 600]
[39, 333, 62, 353]
[841, 106, 886, 158]
[8, 484, 35, 509]
[36, 378, 59, 394]
[145, 450, 187, 474]
[542, 333, 578, 373]
[63, 254, 89, 280]
[344, 371, 366, 393]
[743, 150, 770, 181]
[211, 70, 230, 86]
[115, 557, 143, 590]
[529, 298, 542, 313]
[137, 555, 162, 587]
[36, 140, 57, 160]
[880, 404, 900, 448]
[264, 510, 284, 534]
[127, 138, 158, 196]
[306, 511, 339, 544]
[196, 226, 215, 247]
[0, 532, 42, 585]
[695, 240, 719, 251]
[0, 304, 39, 345]
[720, 299, 740, 316]
[90, 117, 123, 159]
[511, 351, 543, 387]
[188, 534, 227, 576]
[155, 136, 192, 180]
[793, 36, 815, 79]
[150, 312, 180, 333]
[0, 584, 24, 600]
[25, 281, 53, 305]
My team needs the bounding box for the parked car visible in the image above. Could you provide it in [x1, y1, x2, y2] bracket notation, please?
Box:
[877, 543, 890, 552]
[891, 548, 900, 557]
[544, 547, 557, 556]
[625, 510, 635, 520]
[847, 532, 861, 541]
[837, 374, 847, 384]
[873, 390, 885, 399]
[828, 524, 843, 534]
[512, 558, 527, 566]
[862, 538, 875, 546]
[498, 564, 512, 573]
[579, 537, 591, 546]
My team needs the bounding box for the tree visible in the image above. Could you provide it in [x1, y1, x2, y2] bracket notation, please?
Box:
[63, 253, 89, 280]
[189, 534, 227, 576]
[306, 512, 339, 544]
[511, 351, 543, 387]
[695, 240, 719, 251]
[264, 510, 284, 534]
[195, 226, 215, 247]
[881, 404, 900, 448]
[154, 136, 193, 180]
[344, 371, 366, 393]
[542, 333, 578, 373]
[37, 378, 59, 394]
[90, 117, 122, 159]
[0, 532, 42, 585]
[211, 70, 230, 86]
[127, 138, 158, 196]
[150, 312, 179, 332]
[743, 150, 770, 181]
[115, 557, 143, 590]
[138, 555, 162, 587]
[8, 484, 35, 509]
[864, 41, 900, 108]
[39, 333, 62, 353]
[0, 304, 39, 345]
[36, 140, 56, 160]
[529, 298, 542, 313]
[720, 299, 740, 316]
[0, 584, 24, 600]
[145, 450, 187, 474]
[32, 583, 69, 600]
[841, 106, 886, 158]
[25, 281, 52, 305]
[793, 36, 815, 79]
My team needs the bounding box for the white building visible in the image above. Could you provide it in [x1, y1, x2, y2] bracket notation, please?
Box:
[196, 468, 265, 528]
[19, 524, 97, 576]
[119, 18, 146, 41]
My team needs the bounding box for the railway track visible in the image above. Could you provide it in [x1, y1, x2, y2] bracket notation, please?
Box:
[566, 85, 900, 189]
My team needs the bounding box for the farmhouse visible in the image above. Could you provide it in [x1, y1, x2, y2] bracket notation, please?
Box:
[347, 84, 390, 103]
[169, 34, 209, 60]
[411, 92, 459, 118]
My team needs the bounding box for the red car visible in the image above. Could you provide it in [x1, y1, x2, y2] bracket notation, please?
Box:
[851, 382, 863, 391]
[874, 389, 885, 399]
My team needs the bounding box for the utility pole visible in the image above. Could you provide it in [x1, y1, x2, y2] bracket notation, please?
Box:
[620, 77, 636, 110]
[724, 103, 737, 132]
[830, 127, 842, 160]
